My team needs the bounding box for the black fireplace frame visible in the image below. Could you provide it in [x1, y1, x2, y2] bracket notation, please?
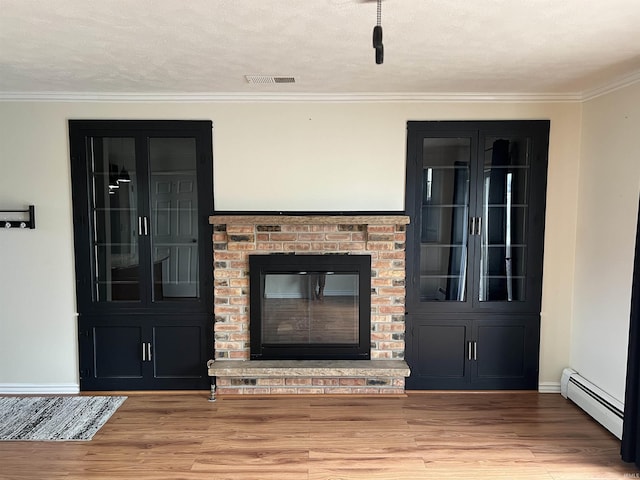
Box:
[249, 254, 371, 360]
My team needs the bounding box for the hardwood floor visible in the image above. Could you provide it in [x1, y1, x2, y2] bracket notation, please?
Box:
[0, 392, 636, 479]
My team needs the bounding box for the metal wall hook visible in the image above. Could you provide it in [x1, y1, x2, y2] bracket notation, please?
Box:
[0, 205, 35, 229]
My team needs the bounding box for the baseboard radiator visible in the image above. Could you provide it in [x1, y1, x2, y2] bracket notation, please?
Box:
[561, 368, 624, 439]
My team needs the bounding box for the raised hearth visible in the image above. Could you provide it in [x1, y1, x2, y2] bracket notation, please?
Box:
[208, 359, 410, 396]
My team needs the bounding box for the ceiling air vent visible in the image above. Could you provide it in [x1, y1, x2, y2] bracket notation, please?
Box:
[245, 75, 296, 84]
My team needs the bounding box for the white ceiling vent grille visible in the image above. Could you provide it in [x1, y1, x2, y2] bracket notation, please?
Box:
[245, 75, 296, 84]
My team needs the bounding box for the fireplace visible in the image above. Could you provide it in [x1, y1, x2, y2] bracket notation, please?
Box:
[249, 254, 371, 360]
[208, 214, 411, 395]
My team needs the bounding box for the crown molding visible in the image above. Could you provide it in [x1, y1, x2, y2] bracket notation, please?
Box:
[3, 74, 638, 103]
[0, 91, 583, 103]
[581, 70, 640, 101]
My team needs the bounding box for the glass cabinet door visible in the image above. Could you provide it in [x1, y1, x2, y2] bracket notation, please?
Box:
[70, 118, 214, 328]
[478, 135, 531, 302]
[87, 136, 203, 304]
[88, 137, 141, 302]
[148, 138, 200, 302]
[419, 138, 472, 302]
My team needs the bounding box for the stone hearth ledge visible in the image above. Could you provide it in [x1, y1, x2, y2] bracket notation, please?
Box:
[206, 360, 411, 400]
[208, 359, 410, 377]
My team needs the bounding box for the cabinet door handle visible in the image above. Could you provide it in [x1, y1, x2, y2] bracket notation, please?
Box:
[469, 217, 476, 236]
[142, 342, 146, 361]
[473, 341, 477, 361]
[476, 217, 482, 236]
[143, 216, 149, 236]
[467, 341, 472, 360]
[138, 216, 143, 236]
[147, 342, 152, 362]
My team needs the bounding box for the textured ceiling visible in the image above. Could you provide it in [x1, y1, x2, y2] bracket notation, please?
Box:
[1, 0, 640, 98]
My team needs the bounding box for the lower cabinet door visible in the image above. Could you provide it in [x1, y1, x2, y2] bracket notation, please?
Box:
[91, 325, 145, 382]
[405, 314, 539, 390]
[152, 325, 208, 383]
[472, 316, 540, 389]
[79, 314, 211, 390]
[405, 317, 472, 390]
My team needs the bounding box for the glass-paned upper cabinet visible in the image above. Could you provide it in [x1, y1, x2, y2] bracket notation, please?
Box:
[420, 138, 472, 302]
[69, 120, 213, 315]
[406, 121, 549, 314]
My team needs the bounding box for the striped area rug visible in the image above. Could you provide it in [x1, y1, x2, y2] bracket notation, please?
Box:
[0, 396, 126, 441]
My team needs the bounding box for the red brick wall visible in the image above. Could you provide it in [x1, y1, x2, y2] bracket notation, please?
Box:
[215, 376, 406, 395]
[210, 216, 409, 361]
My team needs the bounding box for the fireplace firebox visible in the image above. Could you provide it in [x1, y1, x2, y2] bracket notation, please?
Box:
[249, 254, 371, 360]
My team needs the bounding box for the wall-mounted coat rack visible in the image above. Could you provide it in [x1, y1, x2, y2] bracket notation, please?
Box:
[0, 205, 35, 229]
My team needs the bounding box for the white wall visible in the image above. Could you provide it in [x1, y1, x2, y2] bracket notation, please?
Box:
[571, 82, 640, 403]
[0, 100, 582, 392]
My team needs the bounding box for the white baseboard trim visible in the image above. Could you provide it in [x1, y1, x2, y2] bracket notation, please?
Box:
[0, 382, 562, 395]
[538, 382, 561, 393]
[0, 383, 80, 395]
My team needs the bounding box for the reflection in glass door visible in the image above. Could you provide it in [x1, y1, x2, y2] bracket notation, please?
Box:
[420, 138, 471, 302]
[89, 137, 140, 302]
[479, 136, 531, 302]
[148, 138, 200, 301]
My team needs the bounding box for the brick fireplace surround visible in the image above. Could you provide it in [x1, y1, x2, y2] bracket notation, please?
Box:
[207, 214, 411, 397]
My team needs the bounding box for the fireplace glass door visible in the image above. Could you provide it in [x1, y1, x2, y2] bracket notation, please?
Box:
[261, 272, 360, 345]
[250, 254, 371, 360]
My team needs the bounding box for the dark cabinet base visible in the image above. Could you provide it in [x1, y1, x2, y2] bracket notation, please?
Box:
[405, 314, 540, 390]
[79, 314, 211, 391]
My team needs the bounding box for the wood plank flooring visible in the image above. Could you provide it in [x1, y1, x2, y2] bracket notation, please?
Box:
[0, 392, 636, 479]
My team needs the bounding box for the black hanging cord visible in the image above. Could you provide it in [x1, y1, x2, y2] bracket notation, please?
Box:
[372, 0, 383, 64]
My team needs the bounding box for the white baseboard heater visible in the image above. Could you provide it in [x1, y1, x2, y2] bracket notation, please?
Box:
[561, 368, 624, 439]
